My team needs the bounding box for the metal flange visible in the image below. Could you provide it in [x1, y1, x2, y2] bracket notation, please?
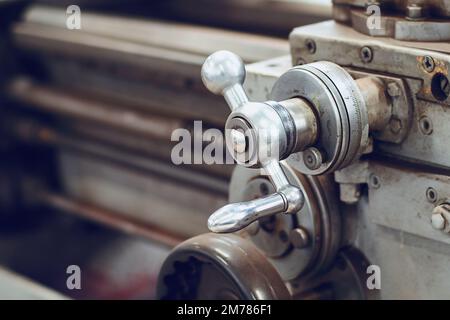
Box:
[271, 61, 369, 175]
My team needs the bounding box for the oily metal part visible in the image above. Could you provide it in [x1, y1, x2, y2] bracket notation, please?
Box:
[156, 233, 290, 300]
[229, 163, 341, 281]
[271, 67, 344, 175]
[271, 61, 368, 175]
[306, 61, 369, 168]
[289, 21, 450, 106]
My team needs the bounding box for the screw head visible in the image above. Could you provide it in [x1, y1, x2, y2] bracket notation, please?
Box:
[290, 227, 310, 249]
[389, 118, 402, 134]
[431, 213, 446, 230]
[422, 56, 435, 73]
[360, 46, 373, 63]
[303, 147, 323, 170]
[432, 203, 450, 232]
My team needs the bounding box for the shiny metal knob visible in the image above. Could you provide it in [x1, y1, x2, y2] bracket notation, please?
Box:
[201, 51, 307, 233]
[201, 50, 249, 111]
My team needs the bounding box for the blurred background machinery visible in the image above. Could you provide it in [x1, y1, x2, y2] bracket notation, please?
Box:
[0, 0, 330, 299]
[1, 0, 450, 300]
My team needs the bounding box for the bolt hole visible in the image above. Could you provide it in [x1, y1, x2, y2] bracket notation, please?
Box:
[369, 174, 380, 189]
[431, 73, 450, 101]
[419, 116, 433, 135]
[426, 187, 438, 203]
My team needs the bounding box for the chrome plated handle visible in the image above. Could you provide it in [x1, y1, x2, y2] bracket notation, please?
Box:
[201, 51, 305, 233]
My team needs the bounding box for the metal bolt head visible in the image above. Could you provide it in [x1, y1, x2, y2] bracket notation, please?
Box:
[303, 147, 323, 170]
[431, 213, 445, 230]
[406, 4, 426, 20]
[290, 227, 310, 249]
[230, 129, 246, 154]
[422, 56, 435, 73]
[433, 203, 450, 232]
[360, 46, 373, 63]
[389, 118, 402, 134]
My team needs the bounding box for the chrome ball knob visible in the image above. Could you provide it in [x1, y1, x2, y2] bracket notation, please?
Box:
[201, 50, 246, 95]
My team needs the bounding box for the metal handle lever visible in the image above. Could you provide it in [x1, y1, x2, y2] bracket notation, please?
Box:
[208, 192, 286, 233]
[201, 51, 305, 233]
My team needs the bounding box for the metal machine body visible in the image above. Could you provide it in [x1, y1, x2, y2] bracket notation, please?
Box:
[158, 1, 450, 299]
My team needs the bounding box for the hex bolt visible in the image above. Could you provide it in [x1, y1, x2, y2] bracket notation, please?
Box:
[389, 118, 402, 134]
[360, 46, 373, 63]
[406, 4, 426, 20]
[368, 173, 381, 189]
[303, 147, 323, 170]
[305, 39, 316, 54]
[431, 203, 450, 232]
[422, 56, 435, 73]
[431, 213, 446, 230]
[289, 227, 310, 249]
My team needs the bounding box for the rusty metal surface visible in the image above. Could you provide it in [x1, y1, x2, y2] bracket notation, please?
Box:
[288, 22, 450, 170]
